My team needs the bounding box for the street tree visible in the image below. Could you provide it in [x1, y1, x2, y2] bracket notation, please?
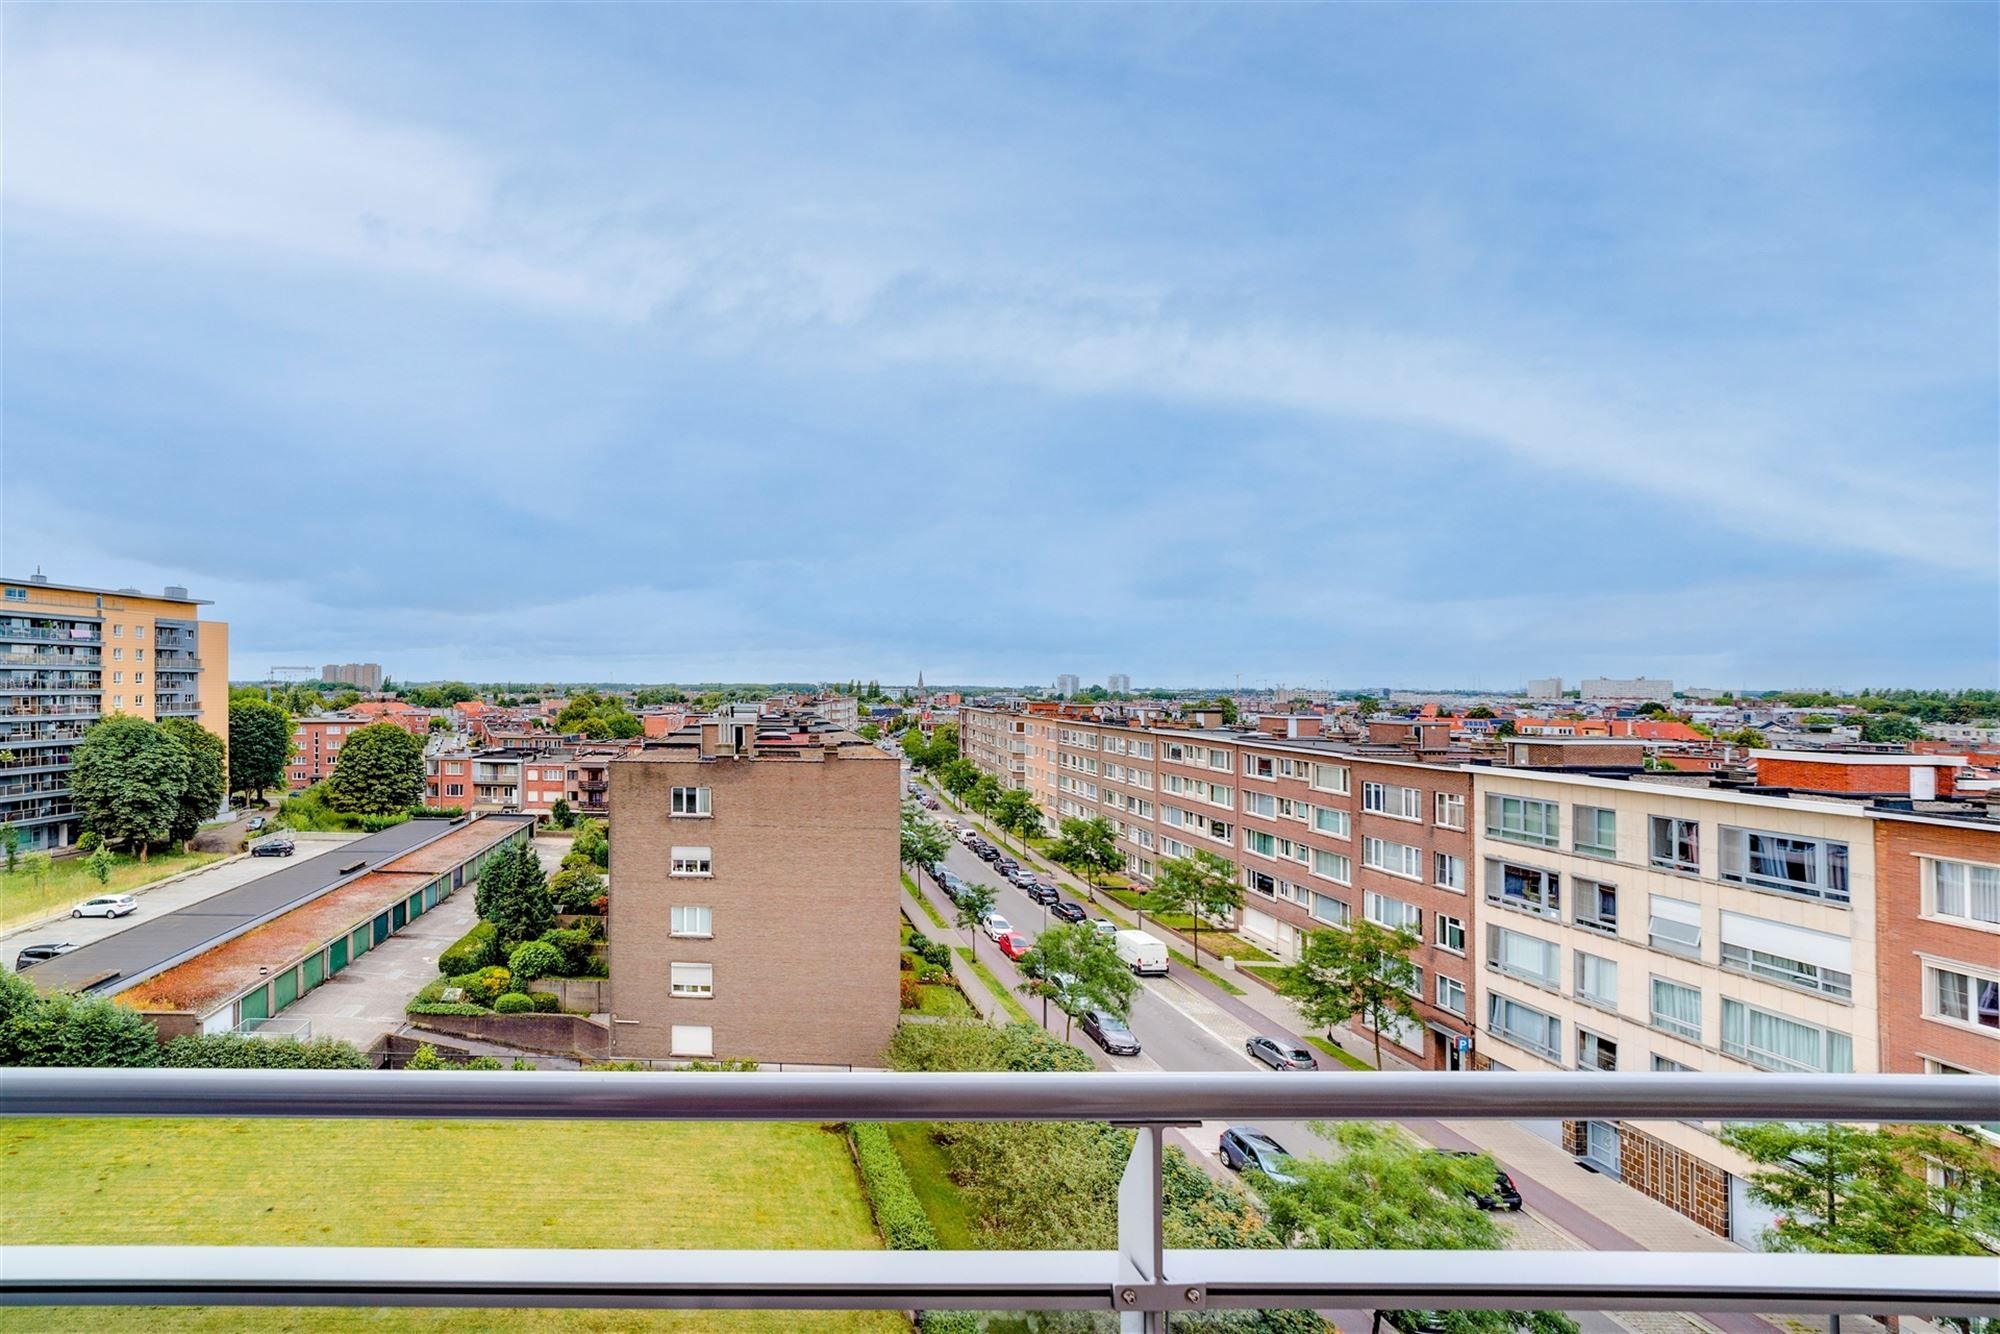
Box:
[72, 715, 190, 861]
[1260, 1121, 1579, 1334]
[992, 788, 1043, 851]
[900, 728, 928, 768]
[1352, 695, 1379, 718]
[967, 773, 1002, 822]
[1718, 1121, 2000, 1256]
[1276, 920, 1421, 1071]
[901, 800, 951, 884]
[324, 722, 427, 814]
[1049, 816, 1120, 899]
[951, 879, 996, 948]
[857, 722, 880, 742]
[0, 822, 18, 874]
[1149, 849, 1243, 969]
[937, 758, 979, 798]
[227, 698, 293, 802]
[87, 846, 115, 884]
[159, 718, 227, 851]
[1019, 922, 1136, 1038]
[1465, 706, 1495, 720]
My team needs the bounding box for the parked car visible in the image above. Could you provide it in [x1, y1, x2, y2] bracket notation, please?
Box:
[1217, 1126, 1299, 1182]
[997, 931, 1033, 961]
[14, 942, 76, 971]
[980, 912, 1014, 942]
[1427, 1150, 1524, 1210]
[1050, 900, 1087, 924]
[251, 836, 296, 858]
[1023, 881, 1060, 906]
[993, 858, 1021, 877]
[975, 844, 1001, 862]
[1245, 1035, 1318, 1070]
[1006, 866, 1040, 888]
[72, 894, 137, 919]
[1090, 919, 1119, 940]
[939, 870, 967, 901]
[1080, 1009, 1141, 1056]
[245, 815, 267, 832]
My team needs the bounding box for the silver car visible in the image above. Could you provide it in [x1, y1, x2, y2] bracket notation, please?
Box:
[73, 894, 137, 919]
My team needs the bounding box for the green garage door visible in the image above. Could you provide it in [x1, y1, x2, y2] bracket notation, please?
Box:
[330, 937, 349, 974]
[392, 901, 408, 931]
[353, 926, 372, 957]
[303, 952, 324, 991]
[373, 913, 391, 946]
[407, 891, 423, 920]
[239, 986, 269, 1024]
[274, 968, 299, 1010]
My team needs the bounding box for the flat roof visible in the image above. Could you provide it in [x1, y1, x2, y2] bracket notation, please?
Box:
[23, 820, 484, 997]
[0, 576, 213, 607]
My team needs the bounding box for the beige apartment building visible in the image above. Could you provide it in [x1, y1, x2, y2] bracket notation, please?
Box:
[606, 705, 899, 1066]
[1, 573, 229, 851]
[1470, 760, 1879, 1240]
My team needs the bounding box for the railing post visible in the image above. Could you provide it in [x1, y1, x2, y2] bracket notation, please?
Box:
[1116, 1123, 1204, 1332]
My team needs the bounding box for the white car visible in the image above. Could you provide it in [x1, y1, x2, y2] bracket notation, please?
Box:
[73, 894, 137, 919]
[981, 912, 1013, 941]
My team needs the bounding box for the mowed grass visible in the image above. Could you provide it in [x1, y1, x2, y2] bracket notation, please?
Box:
[883, 1122, 980, 1249]
[0, 848, 222, 930]
[0, 1116, 907, 1334]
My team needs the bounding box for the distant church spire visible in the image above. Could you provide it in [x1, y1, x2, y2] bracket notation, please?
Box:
[917, 669, 925, 691]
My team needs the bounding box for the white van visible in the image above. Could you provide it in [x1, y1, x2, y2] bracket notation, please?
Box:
[1114, 929, 1169, 976]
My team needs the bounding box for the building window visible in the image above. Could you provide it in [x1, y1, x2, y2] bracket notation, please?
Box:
[1487, 860, 1560, 917]
[1487, 925, 1559, 989]
[1574, 806, 1617, 859]
[1647, 895, 1702, 959]
[670, 786, 712, 817]
[1435, 792, 1466, 830]
[1718, 912, 1852, 999]
[1245, 830, 1277, 858]
[1364, 890, 1421, 934]
[1578, 1029, 1618, 1072]
[1364, 782, 1422, 821]
[1310, 892, 1350, 927]
[112, 672, 122, 684]
[1571, 879, 1618, 936]
[669, 847, 712, 877]
[1245, 755, 1275, 779]
[1486, 794, 1559, 847]
[1362, 836, 1423, 880]
[1313, 806, 1350, 839]
[1245, 869, 1277, 897]
[1649, 817, 1700, 873]
[1721, 999, 1852, 1073]
[1649, 977, 1703, 1041]
[671, 905, 713, 938]
[1311, 763, 1350, 795]
[113, 624, 122, 637]
[670, 1024, 714, 1057]
[1718, 827, 1849, 904]
[1486, 992, 1561, 1060]
[1574, 952, 1618, 1011]
[1434, 852, 1465, 892]
[1244, 791, 1276, 819]
[1435, 974, 1467, 1016]
[444, 784, 464, 797]
[669, 963, 714, 998]
[1927, 858, 2000, 927]
[1924, 961, 2000, 1032]
[1311, 848, 1351, 884]
[1652, 1054, 1695, 1073]
[1435, 914, 1466, 955]
[112, 647, 122, 661]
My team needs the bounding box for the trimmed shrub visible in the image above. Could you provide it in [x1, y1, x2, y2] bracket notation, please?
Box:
[525, 991, 562, 1013]
[453, 966, 513, 1006]
[75, 831, 103, 855]
[493, 992, 535, 1014]
[850, 1122, 939, 1250]
[917, 1314, 980, 1334]
[538, 928, 594, 976]
[438, 921, 500, 976]
[161, 1034, 368, 1069]
[358, 812, 412, 832]
[909, 933, 953, 971]
[507, 940, 563, 982]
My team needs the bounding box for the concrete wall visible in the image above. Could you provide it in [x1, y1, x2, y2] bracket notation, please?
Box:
[407, 1011, 612, 1059]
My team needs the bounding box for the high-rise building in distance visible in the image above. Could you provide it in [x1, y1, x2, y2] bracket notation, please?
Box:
[1580, 676, 1673, 703]
[1108, 674, 1131, 693]
[1054, 673, 1080, 697]
[322, 662, 385, 691]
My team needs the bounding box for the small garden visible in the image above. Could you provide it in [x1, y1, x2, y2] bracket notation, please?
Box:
[899, 922, 973, 1018]
[407, 840, 610, 1020]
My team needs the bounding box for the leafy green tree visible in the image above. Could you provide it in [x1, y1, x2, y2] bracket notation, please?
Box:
[1465, 706, 1495, 720]
[1353, 695, 1379, 718]
[1495, 720, 1517, 737]
[0, 969, 161, 1067]
[952, 879, 996, 948]
[1635, 701, 1671, 717]
[967, 773, 1002, 822]
[427, 715, 452, 732]
[1049, 816, 1120, 898]
[159, 718, 227, 850]
[1020, 922, 1136, 1037]
[1719, 1121, 2000, 1256]
[228, 698, 294, 801]
[570, 817, 609, 868]
[72, 715, 190, 860]
[549, 797, 574, 829]
[900, 728, 928, 767]
[937, 757, 978, 798]
[1724, 726, 1767, 748]
[992, 788, 1043, 850]
[548, 862, 605, 911]
[1860, 714, 1924, 743]
[0, 822, 18, 874]
[324, 722, 426, 814]
[1261, 1122, 1579, 1334]
[1276, 920, 1421, 1071]
[86, 846, 116, 885]
[478, 843, 555, 947]
[1150, 849, 1243, 969]
[857, 722, 880, 742]
[901, 801, 951, 882]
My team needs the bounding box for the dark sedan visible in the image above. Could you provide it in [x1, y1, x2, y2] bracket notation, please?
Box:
[1080, 1009, 1141, 1056]
[1023, 882, 1060, 906]
[1245, 1035, 1318, 1070]
[14, 942, 77, 971]
[1049, 900, 1087, 923]
[1428, 1149, 1524, 1210]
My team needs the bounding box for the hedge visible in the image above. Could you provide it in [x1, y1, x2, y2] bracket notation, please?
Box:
[160, 1034, 369, 1069]
[438, 921, 499, 976]
[917, 1314, 980, 1334]
[493, 992, 535, 1014]
[525, 991, 563, 1013]
[849, 1122, 939, 1251]
[508, 940, 564, 982]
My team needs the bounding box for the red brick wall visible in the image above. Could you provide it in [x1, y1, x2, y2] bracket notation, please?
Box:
[1755, 757, 1958, 798]
[1875, 815, 2000, 1075]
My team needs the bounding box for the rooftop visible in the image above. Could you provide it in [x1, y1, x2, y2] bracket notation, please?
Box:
[0, 575, 212, 607]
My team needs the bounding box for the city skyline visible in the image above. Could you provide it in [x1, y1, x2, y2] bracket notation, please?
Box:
[4, 5, 1995, 685]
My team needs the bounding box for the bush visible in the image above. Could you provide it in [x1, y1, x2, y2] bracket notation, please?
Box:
[681, 1057, 759, 1071]
[850, 1122, 939, 1250]
[75, 831, 103, 855]
[908, 933, 952, 971]
[526, 991, 562, 1013]
[438, 921, 500, 976]
[899, 975, 922, 1011]
[358, 812, 412, 832]
[407, 1000, 490, 1017]
[0, 970, 160, 1068]
[493, 992, 535, 1014]
[507, 940, 564, 982]
[408, 805, 464, 819]
[590, 894, 609, 915]
[918, 1314, 980, 1334]
[549, 864, 604, 912]
[538, 928, 594, 975]
[453, 966, 513, 1006]
[161, 1034, 368, 1069]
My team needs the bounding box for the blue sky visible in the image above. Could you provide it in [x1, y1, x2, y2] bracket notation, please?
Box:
[3, 5, 1994, 690]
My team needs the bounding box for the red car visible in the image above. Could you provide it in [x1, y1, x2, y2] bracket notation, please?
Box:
[998, 931, 1033, 960]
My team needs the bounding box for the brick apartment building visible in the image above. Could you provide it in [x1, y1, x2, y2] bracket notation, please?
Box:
[426, 741, 630, 821]
[606, 705, 899, 1066]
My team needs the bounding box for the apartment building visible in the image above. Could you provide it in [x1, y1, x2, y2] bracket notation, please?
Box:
[1580, 676, 1675, 703]
[0, 574, 228, 851]
[606, 706, 899, 1066]
[425, 741, 632, 820]
[288, 716, 362, 789]
[322, 662, 385, 691]
[960, 703, 1480, 1070]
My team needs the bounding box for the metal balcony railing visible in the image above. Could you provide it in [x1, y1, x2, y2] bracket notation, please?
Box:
[1, 1071, 1995, 1325]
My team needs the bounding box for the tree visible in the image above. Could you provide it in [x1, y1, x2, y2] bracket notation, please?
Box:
[1860, 714, 1924, 744]
[1495, 720, 1517, 737]
[1260, 1121, 1579, 1334]
[571, 817, 609, 868]
[478, 842, 554, 947]
[548, 862, 605, 912]
[901, 800, 952, 885]
[428, 716, 452, 733]
[1724, 726, 1767, 748]
[323, 722, 426, 814]
[159, 718, 227, 850]
[1353, 695, 1379, 718]
[1211, 696, 1240, 725]
[1635, 701, 1671, 717]
[938, 757, 978, 798]
[1719, 1121, 2000, 1256]
[952, 879, 996, 948]
[0, 969, 160, 1068]
[967, 773, 1002, 821]
[1149, 849, 1243, 969]
[1465, 706, 1495, 720]
[1276, 920, 1421, 1071]
[86, 846, 115, 885]
[992, 788, 1043, 851]
[857, 722, 881, 742]
[0, 823, 17, 874]
[72, 715, 189, 861]
[1049, 816, 1120, 899]
[228, 699, 293, 801]
[1019, 922, 1136, 1037]
[900, 728, 928, 768]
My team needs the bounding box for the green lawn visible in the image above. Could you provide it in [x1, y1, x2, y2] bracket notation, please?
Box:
[1303, 1033, 1375, 1071]
[883, 1123, 981, 1249]
[0, 847, 223, 931]
[1241, 962, 1289, 986]
[902, 872, 949, 929]
[955, 946, 1033, 1023]
[914, 982, 974, 1017]
[0, 1116, 906, 1333]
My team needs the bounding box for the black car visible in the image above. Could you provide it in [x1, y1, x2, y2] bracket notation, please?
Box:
[1049, 900, 1087, 923]
[1428, 1149, 1523, 1210]
[251, 837, 296, 857]
[1245, 1035, 1318, 1070]
[993, 858, 1020, 876]
[1023, 881, 1060, 906]
[1079, 1009, 1141, 1056]
[1217, 1126, 1299, 1182]
[14, 942, 77, 971]
[975, 844, 1001, 862]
